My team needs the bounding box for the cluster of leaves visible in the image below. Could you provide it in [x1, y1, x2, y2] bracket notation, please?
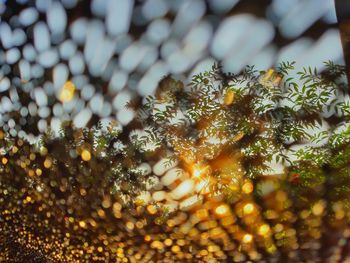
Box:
[129, 61, 350, 204]
[0, 121, 155, 205]
[1, 61, 350, 204]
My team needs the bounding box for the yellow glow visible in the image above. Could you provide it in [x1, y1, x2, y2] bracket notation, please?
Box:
[164, 239, 173, 246]
[79, 221, 86, 228]
[44, 158, 52, 168]
[2, 157, 8, 165]
[59, 81, 75, 102]
[192, 164, 209, 178]
[243, 203, 254, 215]
[35, 168, 42, 176]
[242, 182, 253, 194]
[193, 168, 201, 177]
[258, 224, 270, 236]
[12, 146, 18, 153]
[81, 149, 91, 161]
[215, 204, 229, 216]
[263, 68, 275, 81]
[144, 235, 151, 241]
[224, 90, 235, 105]
[172, 180, 194, 199]
[171, 245, 180, 253]
[126, 222, 134, 230]
[243, 234, 253, 243]
[147, 205, 157, 214]
[312, 201, 324, 216]
[267, 244, 277, 253]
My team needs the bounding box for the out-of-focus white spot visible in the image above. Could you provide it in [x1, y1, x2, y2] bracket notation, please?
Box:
[70, 18, 88, 45]
[138, 61, 169, 96]
[0, 23, 13, 49]
[34, 22, 50, 52]
[100, 101, 112, 117]
[146, 18, 171, 45]
[161, 39, 180, 60]
[189, 57, 217, 78]
[61, 0, 78, 9]
[296, 29, 343, 72]
[0, 77, 10, 92]
[277, 38, 313, 64]
[248, 45, 276, 71]
[115, 34, 133, 54]
[81, 84, 95, 100]
[53, 103, 64, 116]
[109, 70, 128, 93]
[184, 21, 212, 57]
[271, 0, 299, 19]
[12, 29, 26, 46]
[106, 0, 134, 36]
[71, 99, 85, 115]
[50, 117, 62, 136]
[279, 0, 333, 38]
[167, 51, 191, 74]
[53, 63, 69, 90]
[211, 14, 255, 59]
[208, 0, 239, 14]
[84, 20, 104, 63]
[152, 191, 166, 201]
[89, 93, 104, 114]
[172, 0, 206, 38]
[180, 195, 203, 211]
[1, 96, 13, 112]
[142, 0, 169, 20]
[38, 48, 59, 68]
[161, 168, 186, 186]
[23, 44, 36, 62]
[47, 1, 67, 35]
[223, 19, 275, 73]
[171, 180, 194, 200]
[117, 108, 134, 125]
[69, 52, 85, 75]
[6, 48, 20, 64]
[88, 37, 116, 77]
[322, 0, 337, 24]
[9, 89, 19, 102]
[91, 0, 107, 17]
[120, 42, 149, 72]
[59, 40, 77, 60]
[112, 91, 131, 111]
[73, 108, 92, 128]
[38, 107, 50, 118]
[19, 7, 38, 26]
[36, 0, 52, 12]
[153, 157, 178, 176]
[138, 46, 158, 72]
[34, 88, 48, 106]
[31, 64, 44, 78]
[28, 102, 38, 116]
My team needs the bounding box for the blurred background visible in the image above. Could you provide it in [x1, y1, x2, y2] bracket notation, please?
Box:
[0, 0, 345, 138]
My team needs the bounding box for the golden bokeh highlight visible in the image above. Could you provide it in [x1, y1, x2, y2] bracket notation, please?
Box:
[242, 181, 253, 194]
[215, 204, 229, 216]
[243, 203, 254, 215]
[59, 81, 75, 102]
[243, 233, 253, 243]
[81, 149, 91, 161]
[258, 224, 270, 236]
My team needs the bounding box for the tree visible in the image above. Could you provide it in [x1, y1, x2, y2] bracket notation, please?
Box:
[1, 62, 350, 262]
